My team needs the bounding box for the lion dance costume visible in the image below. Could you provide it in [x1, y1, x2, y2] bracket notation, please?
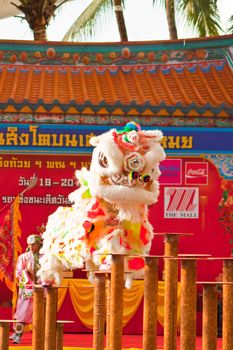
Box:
[38, 122, 166, 288]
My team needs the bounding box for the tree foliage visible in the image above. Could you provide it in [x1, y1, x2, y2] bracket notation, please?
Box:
[178, 0, 222, 37]
[63, 0, 224, 41]
[11, 0, 69, 40]
[228, 15, 233, 34]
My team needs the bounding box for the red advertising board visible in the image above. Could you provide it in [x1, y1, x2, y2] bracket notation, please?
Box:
[149, 156, 231, 283]
[185, 162, 208, 185]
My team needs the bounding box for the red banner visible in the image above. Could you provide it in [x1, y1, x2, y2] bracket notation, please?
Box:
[0, 153, 91, 252]
[0, 196, 22, 291]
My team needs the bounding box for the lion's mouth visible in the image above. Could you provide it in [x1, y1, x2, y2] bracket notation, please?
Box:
[101, 173, 152, 189]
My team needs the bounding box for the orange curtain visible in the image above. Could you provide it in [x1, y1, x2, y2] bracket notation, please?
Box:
[57, 279, 69, 311]
[122, 280, 144, 326]
[68, 279, 95, 329]
[58, 279, 181, 329]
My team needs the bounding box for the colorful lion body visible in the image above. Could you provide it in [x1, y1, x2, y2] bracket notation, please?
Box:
[38, 123, 166, 287]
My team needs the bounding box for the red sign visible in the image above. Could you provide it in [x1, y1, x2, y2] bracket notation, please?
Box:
[159, 159, 182, 185]
[164, 187, 199, 219]
[185, 162, 208, 185]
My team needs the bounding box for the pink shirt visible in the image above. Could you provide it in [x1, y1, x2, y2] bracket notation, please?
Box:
[16, 251, 34, 284]
[16, 251, 42, 284]
[14, 251, 42, 324]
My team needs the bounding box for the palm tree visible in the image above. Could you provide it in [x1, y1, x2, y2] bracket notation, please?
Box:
[63, 0, 128, 42]
[164, 0, 177, 39]
[154, 0, 223, 40]
[177, 0, 222, 38]
[228, 15, 233, 33]
[5, 0, 229, 42]
[11, 0, 70, 41]
[63, 0, 223, 41]
[113, 0, 128, 41]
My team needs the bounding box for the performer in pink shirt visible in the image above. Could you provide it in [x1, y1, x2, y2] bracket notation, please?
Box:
[9, 234, 43, 344]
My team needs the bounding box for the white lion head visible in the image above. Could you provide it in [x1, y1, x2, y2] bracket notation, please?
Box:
[88, 122, 166, 207]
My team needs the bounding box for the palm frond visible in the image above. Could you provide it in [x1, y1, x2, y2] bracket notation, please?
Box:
[227, 14, 233, 34]
[179, 0, 222, 37]
[62, 0, 112, 41]
[152, 0, 165, 7]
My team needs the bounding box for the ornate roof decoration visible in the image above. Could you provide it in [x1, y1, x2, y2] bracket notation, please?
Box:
[0, 35, 232, 121]
[0, 114, 232, 128]
[0, 35, 231, 66]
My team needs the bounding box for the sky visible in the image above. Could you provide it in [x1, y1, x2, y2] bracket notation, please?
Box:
[0, 0, 232, 42]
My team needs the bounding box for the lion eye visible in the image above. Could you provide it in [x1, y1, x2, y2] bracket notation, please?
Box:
[98, 152, 109, 168]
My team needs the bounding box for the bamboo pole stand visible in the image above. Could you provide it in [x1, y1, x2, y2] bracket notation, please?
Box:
[179, 255, 211, 350]
[0, 321, 10, 350]
[32, 286, 45, 350]
[178, 255, 210, 350]
[163, 234, 179, 350]
[0, 320, 20, 350]
[180, 258, 197, 350]
[56, 321, 74, 350]
[93, 271, 106, 350]
[222, 258, 233, 350]
[202, 283, 218, 350]
[106, 272, 111, 350]
[142, 256, 159, 350]
[44, 287, 58, 350]
[196, 282, 218, 350]
[155, 232, 193, 350]
[56, 323, 64, 350]
[109, 254, 124, 350]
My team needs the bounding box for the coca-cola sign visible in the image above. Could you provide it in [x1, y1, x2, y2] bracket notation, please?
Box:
[185, 162, 208, 185]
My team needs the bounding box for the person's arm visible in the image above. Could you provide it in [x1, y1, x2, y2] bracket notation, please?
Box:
[15, 253, 34, 284]
[15, 254, 26, 279]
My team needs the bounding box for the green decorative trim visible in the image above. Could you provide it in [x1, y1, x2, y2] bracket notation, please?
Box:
[0, 113, 232, 128]
[0, 37, 230, 66]
[226, 47, 233, 70]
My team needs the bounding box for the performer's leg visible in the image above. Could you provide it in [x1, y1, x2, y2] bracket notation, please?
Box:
[11, 322, 24, 343]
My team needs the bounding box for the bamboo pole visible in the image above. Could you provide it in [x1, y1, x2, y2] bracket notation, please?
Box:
[202, 283, 218, 350]
[155, 232, 193, 350]
[106, 272, 111, 350]
[44, 287, 58, 350]
[180, 258, 197, 350]
[56, 323, 64, 350]
[32, 287, 45, 350]
[109, 254, 124, 350]
[222, 259, 233, 350]
[164, 235, 179, 350]
[93, 272, 106, 350]
[56, 321, 74, 350]
[142, 256, 158, 350]
[0, 321, 10, 350]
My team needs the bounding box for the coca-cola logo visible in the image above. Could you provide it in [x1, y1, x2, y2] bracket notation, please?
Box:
[185, 162, 208, 185]
[186, 168, 206, 177]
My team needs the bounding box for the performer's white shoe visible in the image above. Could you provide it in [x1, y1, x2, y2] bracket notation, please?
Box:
[9, 333, 21, 343]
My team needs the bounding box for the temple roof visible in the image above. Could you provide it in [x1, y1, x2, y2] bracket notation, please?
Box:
[0, 60, 232, 117]
[0, 35, 232, 119]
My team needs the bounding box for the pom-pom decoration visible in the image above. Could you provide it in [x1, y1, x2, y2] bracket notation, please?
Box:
[124, 121, 141, 132]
